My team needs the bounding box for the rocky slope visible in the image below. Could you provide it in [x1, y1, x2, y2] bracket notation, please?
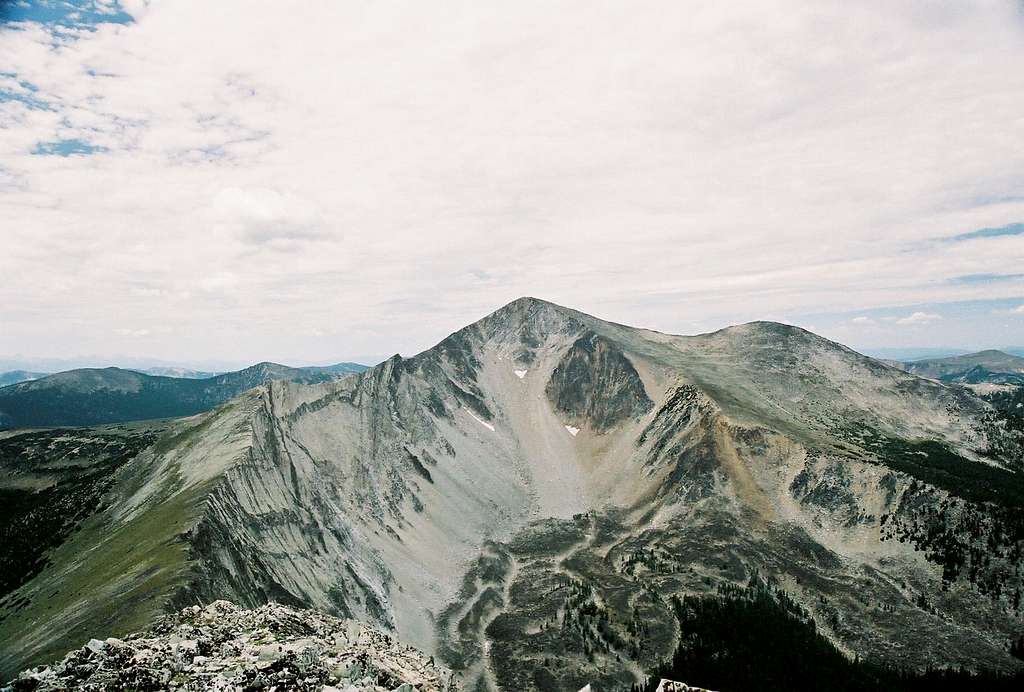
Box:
[0, 361, 367, 429]
[1, 298, 1022, 690]
[4, 600, 454, 691]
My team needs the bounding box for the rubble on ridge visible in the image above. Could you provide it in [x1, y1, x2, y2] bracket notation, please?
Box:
[4, 601, 455, 692]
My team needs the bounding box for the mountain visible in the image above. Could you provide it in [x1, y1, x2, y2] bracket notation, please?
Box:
[894, 350, 1024, 384]
[0, 356, 246, 374]
[0, 361, 369, 429]
[887, 352, 1024, 438]
[0, 371, 47, 387]
[135, 366, 221, 379]
[136, 362, 369, 380]
[296, 362, 373, 377]
[1, 298, 1022, 690]
[862, 347, 968, 362]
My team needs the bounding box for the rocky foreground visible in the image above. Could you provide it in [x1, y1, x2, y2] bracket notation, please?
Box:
[654, 683, 713, 692]
[3, 601, 456, 691]
[1, 598, 705, 692]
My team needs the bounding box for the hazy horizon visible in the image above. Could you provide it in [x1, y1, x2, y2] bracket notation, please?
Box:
[2, 294, 1024, 376]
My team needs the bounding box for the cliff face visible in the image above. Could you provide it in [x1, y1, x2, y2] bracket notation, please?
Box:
[1, 298, 1022, 690]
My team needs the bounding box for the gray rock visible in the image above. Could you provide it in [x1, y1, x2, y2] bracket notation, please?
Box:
[256, 644, 283, 662]
[84, 639, 107, 654]
[8, 601, 456, 692]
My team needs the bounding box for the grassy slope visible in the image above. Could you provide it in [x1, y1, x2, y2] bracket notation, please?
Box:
[0, 403, 254, 680]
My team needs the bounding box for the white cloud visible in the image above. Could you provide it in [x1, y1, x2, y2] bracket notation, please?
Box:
[211, 187, 328, 249]
[896, 311, 943, 325]
[197, 271, 240, 293]
[1, 1, 1024, 361]
[851, 316, 875, 325]
[117, 1, 152, 20]
[115, 328, 151, 337]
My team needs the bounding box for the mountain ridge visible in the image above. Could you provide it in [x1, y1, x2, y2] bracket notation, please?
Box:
[888, 349, 1024, 386]
[0, 371, 47, 388]
[0, 360, 368, 429]
[1, 297, 1022, 689]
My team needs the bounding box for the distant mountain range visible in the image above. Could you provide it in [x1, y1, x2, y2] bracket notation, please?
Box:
[0, 361, 367, 429]
[863, 347, 1024, 361]
[0, 371, 47, 388]
[886, 349, 1024, 385]
[0, 356, 250, 374]
[131, 366, 221, 379]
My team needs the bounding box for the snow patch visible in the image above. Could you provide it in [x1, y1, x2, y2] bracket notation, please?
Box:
[565, 425, 580, 437]
[514, 369, 527, 379]
[463, 407, 495, 431]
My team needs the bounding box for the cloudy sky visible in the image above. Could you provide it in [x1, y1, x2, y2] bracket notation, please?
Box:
[2, 0, 1024, 368]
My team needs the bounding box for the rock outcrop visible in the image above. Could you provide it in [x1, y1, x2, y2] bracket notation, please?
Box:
[655, 682, 714, 692]
[577, 681, 713, 691]
[4, 601, 454, 692]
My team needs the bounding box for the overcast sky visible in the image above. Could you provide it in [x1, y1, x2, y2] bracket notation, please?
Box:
[2, 1, 1024, 368]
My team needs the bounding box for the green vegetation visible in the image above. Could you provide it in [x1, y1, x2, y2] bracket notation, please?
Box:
[858, 428, 1024, 508]
[881, 485, 1024, 603]
[635, 577, 1024, 692]
[472, 516, 678, 691]
[0, 427, 211, 679]
[0, 429, 157, 600]
[978, 385, 1024, 471]
[834, 427, 1024, 602]
[0, 362, 362, 429]
[0, 384, 205, 428]
[1012, 636, 1024, 661]
[984, 385, 1024, 419]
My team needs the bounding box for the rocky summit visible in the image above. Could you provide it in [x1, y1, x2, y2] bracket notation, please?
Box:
[3, 601, 455, 692]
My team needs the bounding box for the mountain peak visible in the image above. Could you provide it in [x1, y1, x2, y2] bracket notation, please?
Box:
[972, 349, 1013, 358]
[246, 361, 288, 371]
[503, 295, 556, 309]
[709, 320, 836, 349]
[456, 296, 584, 344]
[489, 296, 573, 319]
